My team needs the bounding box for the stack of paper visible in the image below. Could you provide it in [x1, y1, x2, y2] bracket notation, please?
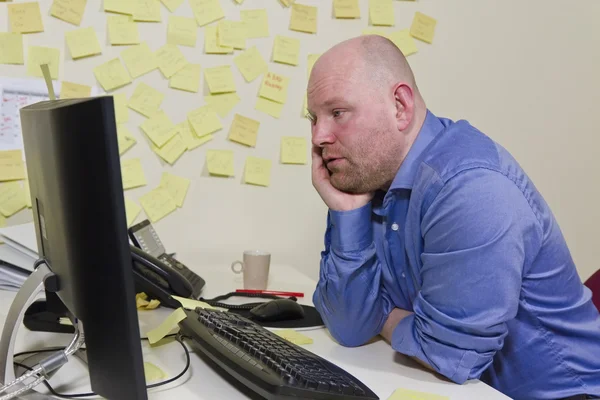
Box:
[0, 222, 38, 291]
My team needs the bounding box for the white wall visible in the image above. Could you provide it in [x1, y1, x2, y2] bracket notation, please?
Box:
[1, 0, 599, 281]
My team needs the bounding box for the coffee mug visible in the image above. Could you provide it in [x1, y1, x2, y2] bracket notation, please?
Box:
[231, 250, 271, 290]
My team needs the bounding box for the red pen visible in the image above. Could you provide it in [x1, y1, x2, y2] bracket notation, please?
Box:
[235, 289, 304, 298]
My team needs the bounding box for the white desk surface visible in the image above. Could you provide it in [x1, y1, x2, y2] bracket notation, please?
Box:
[0, 259, 510, 400]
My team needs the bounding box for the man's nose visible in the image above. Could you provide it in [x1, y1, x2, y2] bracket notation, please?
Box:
[311, 121, 335, 147]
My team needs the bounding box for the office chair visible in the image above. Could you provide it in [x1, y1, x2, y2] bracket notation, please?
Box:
[584, 269, 600, 311]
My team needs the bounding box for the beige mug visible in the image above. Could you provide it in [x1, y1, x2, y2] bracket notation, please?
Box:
[231, 250, 271, 290]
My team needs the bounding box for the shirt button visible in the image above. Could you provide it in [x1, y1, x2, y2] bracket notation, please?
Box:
[391, 223, 399, 231]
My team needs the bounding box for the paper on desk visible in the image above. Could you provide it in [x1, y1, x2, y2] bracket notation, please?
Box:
[144, 362, 165, 382]
[108, 15, 140, 46]
[139, 187, 177, 223]
[228, 114, 260, 147]
[128, 83, 164, 118]
[274, 329, 313, 345]
[334, 0, 360, 19]
[8, 2, 44, 34]
[387, 30, 418, 57]
[204, 26, 233, 54]
[259, 72, 289, 104]
[0, 150, 26, 182]
[27, 47, 60, 80]
[23, 180, 32, 208]
[160, 172, 190, 208]
[273, 36, 300, 66]
[136, 292, 161, 310]
[0, 33, 24, 65]
[155, 44, 188, 79]
[93, 58, 132, 92]
[121, 158, 147, 190]
[117, 125, 137, 156]
[147, 307, 187, 344]
[167, 16, 197, 47]
[244, 157, 271, 187]
[217, 20, 245, 50]
[178, 121, 213, 150]
[205, 93, 240, 118]
[206, 150, 234, 177]
[281, 137, 307, 164]
[205, 65, 236, 94]
[187, 106, 222, 137]
[369, 0, 394, 27]
[172, 295, 219, 311]
[387, 388, 449, 400]
[160, 0, 183, 12]
[141, 111, 176, 148]
[189, 0, 224, 27]
[255, 97, 283, 119]
[241, 9, 269, 39]
[60, 81, 91, 99]
[50, 0, 87, 26]
[104, 0, 135, 15]
[65, 27, 101, 59]
[124, 198, 141, 227]
[133, 0, 161, 22]
[289, 4, 317, 34]
[0, 182, 27, 217]
[0, 222, 38, 257]
[121, 42, 158, 79]
[154, 134, 187, 166]
[170, 63, 201, 93]
[234, 46, 267, 83]
[410, 12, 437, 44]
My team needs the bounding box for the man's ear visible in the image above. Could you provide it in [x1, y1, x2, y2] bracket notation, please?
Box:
[393, 83, 415, 131]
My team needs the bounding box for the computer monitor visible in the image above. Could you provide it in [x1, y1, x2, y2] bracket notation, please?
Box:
[18, 97, 147, 400]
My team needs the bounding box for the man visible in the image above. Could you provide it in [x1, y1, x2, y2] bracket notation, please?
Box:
[307, 35, 600, 400]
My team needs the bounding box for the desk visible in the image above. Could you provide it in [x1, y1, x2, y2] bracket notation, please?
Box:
[0, 261, 510, 400]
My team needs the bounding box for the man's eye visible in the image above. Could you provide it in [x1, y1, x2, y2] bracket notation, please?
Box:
[332, 110, 344, 118]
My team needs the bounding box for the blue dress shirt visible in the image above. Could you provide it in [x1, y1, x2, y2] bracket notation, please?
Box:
[313, 110, 600, 400]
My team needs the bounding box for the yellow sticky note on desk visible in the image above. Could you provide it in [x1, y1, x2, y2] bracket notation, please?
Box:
[228, 114, 260, 147]
[204, 25, 233, 54]
[279, 0, 295, 7]
[60, 81, 91, 99]
[217, 20, 245, 50]
[27, 47, 60, 80]
[117, 125, 137, 155]
[206, 150, 234, 177]
[167, 16, 197, 47]
[113, 93, 129, 123]
[387, 388, 449, 400]
[147, 307, 187, 345]
[154, 134, 187, 165]
[160, 172, 190, 208]
[128, 83, 164, 117]
[205, 66, 236, 94]
[259, 72, 289, 104]
[334, 0, 360, 19]
[121, 42, 158, 79]
[23, 180, 32, 208]
[143, 362, 165, 382]
[140, 187, 177, 223]
[0, 33, 24, 65]
[410, 12, 437, 44]
[108, 15, 140, 45]
[255, 97, 283, 119]
[8, 2, 44, 33]
[289, 4, 317, 34]
[121, 158, 147, 190]
[172, 295, 218, 310]
[273, 35, 300, 66]
[94, 58, 132, 91]
[244, 157, 271, 187]
[170, 63, 201, 93]
[0, 182, 27, 217]
[241, 9, 269, 39]
[124, 198, 141, 226]
[104, 0, 135, 15]
[141, 111, 176, 147]
[234, 47, 267, 82]
[187, 106, 222, 137]
[307, 53, 320, 78]
[179, 121, 213, 150]
[190, 0, 224, 27]
[160, 0, 183, 12]
[155, 44, 187, 78]
[133, 0, 161, 22]
[274, 329, 313, 345]
[50, 0, 87, 26]
[204, 93, 240, 118]
[65, 27, 101, 59]
[387, 30, 418, 56]
[281, 137, 307, 164]
[369, 0, 394, 26]
[0, 150, 26, 181]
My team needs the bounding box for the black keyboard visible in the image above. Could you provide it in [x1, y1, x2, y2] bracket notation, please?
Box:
[158, 253, 205, 298]
[178, 308, 379, 400]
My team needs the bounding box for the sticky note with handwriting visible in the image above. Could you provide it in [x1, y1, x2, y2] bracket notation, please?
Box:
[190, 0, 224, 27]
[187, 106, 222, 137]
[147, 308, 187, 344]
[255, 97, 283, 119]
[65, 27, 102, 59]
[108, 15, 140, 45]
[289, 4, 317, 34]
[217, 20, 245, 50]
[241, 9, 269, 39]
[273, 35, 300, 66]
[306, 53, 320, 78]
[228, 114, 260, 147]
[117, 125, 137, 155]
[167, 16, 197, 47]
[234, 47, 267, 82]
[8, 2, 44, 33]
[387, 388, 449, 400]
[133, 0, 161, 22]
[104, 0, 135, 15]
[259, 72, 289, 104]
[140, 187, 177, 223]
[178, 121, 213, 150]
[155, 134, 187, 165]
[50, 0, 87, 26]
[206, 150, 234, 177]
[160, 0, 184, 12]
[274, 329, 313, 345]
[94, 58, 132, 91]
[27, 47, 60, 79]
[334, 0, 360, 19]
[281, 137, 307, 164]
[0, 33, 24, 65]
[170, 63, 201, 93]
[113, 93, 129, 123]
[410, 12, 437, 44]
[0, 150, 26, 181]
[121, 42, 158, 78]
[141, 111, 176, 147]
[128, 83, 164, 117]
[121, 158, 147, 190]
[369, 0, 394, 26]
[205, 65, 236, 94]
[204, 25, 233, 54]
[0, 182, 27, 217]
[155, 44, 188, 79]
[124, 198, 141, 227]
[244, 157, 271, 187]
[160, 172, 190, 207]
[388, 30, 418, 56]
[60, 81, 91, 99]
[204, 93, 240, 117]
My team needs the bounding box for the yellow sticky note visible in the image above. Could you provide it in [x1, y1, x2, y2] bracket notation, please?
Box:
[128, 83, 164, 117]
[124, 197, 141, 226]
[170, 63, 201, 93]
[410, 12, 437, 44]
[27, 47, 60, 80]
[60, 81, 91, 99]
[255, 97, 283, 119]
[0, 33, 24, 65]
[108, 15, 140, 45]
[387, 30, 418, 56]
[155, 134, 187, 165]
[121, 158, 147, 189]
[190, 0, 224, 27]
[259, 72, 289, 104]
[94, 58, 132, 91]
[141, 111, 176, 147]
[65, 27, 101, 59]
[178, 121, 213, 150]
[147, 307, 187, 344]
[241, 9, 269, 39]
[228, 114, 260, 147]
[143, 362, 165, 381]
[160, 172, 190, 207]
[0, 182, 27, 217]
[369, 0, 394, 26]
[244, 157, 271, 187]
[307, 53, 320, 78]
[113, 93, 129, 123]
[172, 295, 218, 310]
[140, 187, 177, 223]
[279, 0, 295, 6]
[50, 0, 87, 26]
[160, 0, 183, 12]
[334, 0, 360, 19]
[281, 137, 307, 164]
[133, 0, 161, 22]
[187, 106, 222, 137]
[40, 64, 56, 100]
[167, 16, 197, 47]
[206, 150, 234, 177]
[289, 4, 317, 34]
[121, 42, 158, 78]
[362, 28, 388, 37]
[155, 44, 187, 78]
[104, 0, 135, 15]
[0, 150, 26, 181]
[117, 125, 137, 155]
[234, 47, 267, 82]
[217, 20, 245, 50]
[204, 93, 240, 117]
[23, 180, 32, 208]
[274, 329, 313, 345]
[273, 35, 300, 66]
[204, 25, 233, 54]
[8, 2, 44, 33]
[204, 66, 236, 94]
[387, 388, 449, 400]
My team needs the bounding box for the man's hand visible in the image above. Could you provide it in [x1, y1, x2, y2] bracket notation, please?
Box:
[312, 146, 374, 212]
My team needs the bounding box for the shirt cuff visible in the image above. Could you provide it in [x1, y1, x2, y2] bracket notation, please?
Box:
[329, 203, 373, 252]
